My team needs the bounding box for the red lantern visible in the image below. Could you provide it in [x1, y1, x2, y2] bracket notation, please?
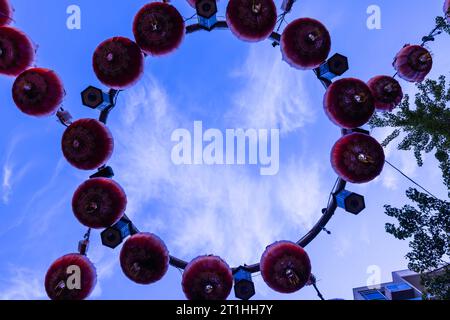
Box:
[367, 75, 403, 112]
[72, 178, 127, 229]
[0, 26, 34, 76]
[61, 119, 114, 171]
[281, 18, 331, 70]
[445, 0, 450, 22]
[331, 133, 385, 184]
[324, 78, 375, 129]
[120, 233, 169, 285]
[182, 255, 233, 300]
[45, 254, 97, 300]
[226, 0, 277, 42]
[0, 0, 12, 26]
[187, 0, 197, 7]
[133, 2, 185, 56]
[393, 45, 432, 83]
[93, 37, 144, 89]
[260, 241, 311, 294]
[12, 68, 64, 117]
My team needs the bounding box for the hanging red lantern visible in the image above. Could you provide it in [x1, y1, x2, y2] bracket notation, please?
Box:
[45, 254, 97, 300]
[120, 233, 169, 285]
[72, 178, 127, 229]
[226, 0, 277, 42]
[182, 255, 233, 300]
[260, 241, 311, 294]
[93, 36, 144, 89]
[281, 18, 331, 70]
[187, 0, 197, 7]
[367, 75, 403, 112]
[133, 2, 185, 56]
[393, 45, 432, 83]
[331, 133, 385, 184]
[324, 78, 375, 129]
[0, 0, 12, 26]
[0, 26, 34, 76]
[12, 68, 64, 117]
[444, 0, 450, 22]
[61, 118, 114, 171]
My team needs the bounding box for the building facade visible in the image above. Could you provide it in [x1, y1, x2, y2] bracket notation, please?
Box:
[353, 269, 425, 300]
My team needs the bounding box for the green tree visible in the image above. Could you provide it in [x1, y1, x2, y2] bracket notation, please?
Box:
[435, 16, 450, 36]
[370, 76, 450, 299]
[384, 189, 449, 299]
[369, 76, 450, 195]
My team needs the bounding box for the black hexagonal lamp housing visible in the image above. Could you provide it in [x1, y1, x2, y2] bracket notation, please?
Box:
[81, 86, 112, 111]
[196, 0, 218, 30]
[315, 53, 349, 82]
[233, 267, 256, 300]
[90, 166, 115, 179]
[101, 215, 137, 249]
[336, 190, 366, 215]
[342, 128, 370, 136]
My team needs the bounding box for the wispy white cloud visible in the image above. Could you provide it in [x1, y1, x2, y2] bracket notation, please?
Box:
[333, 234, 352, 258]
[370, 68, 450, 192]
[0, 157, 67, 238]
[110, 53, 325, 267]
[1, 136, 33, 205]
[0, 266, 46, 300]
[2, 163, 12, 204]
[226, 45, 316, 134]
[372, 119, 443, 195]
[359, 222, 371, 246]
[372, 126, 420, 191]
[88, 244, 121, 299]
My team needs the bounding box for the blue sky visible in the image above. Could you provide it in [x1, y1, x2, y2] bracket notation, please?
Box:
[0, 0, 449, 300]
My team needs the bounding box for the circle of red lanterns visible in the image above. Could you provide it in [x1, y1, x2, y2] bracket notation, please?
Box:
[367, 75, 404, 112]
[0, 0, 12, 26]
[260, 241, 312, 294]
[281, 17, 331, 70]
[0, 26, 34, 76]
[445, 0, 450, 22]
[1, 0, 445, 300]
[92, 37, 145, 90]
[12, 67, 65, 117]
[182, 255, 234, 300]
[331, 133, 386, 184]
[61, 118, 114, 171]
[133, 2, 186, 56]
[324, 78, 375, 129]
[226, 0, 278, 42]
[72, 177, 127, 229]
[44, 254, 97, 301]
[120, 233, 170, 285]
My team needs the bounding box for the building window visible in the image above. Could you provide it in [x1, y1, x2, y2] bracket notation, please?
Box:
[385, 283, 416, 300]
[360, 289, 387, 300]
[385, 283, 411, 292]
